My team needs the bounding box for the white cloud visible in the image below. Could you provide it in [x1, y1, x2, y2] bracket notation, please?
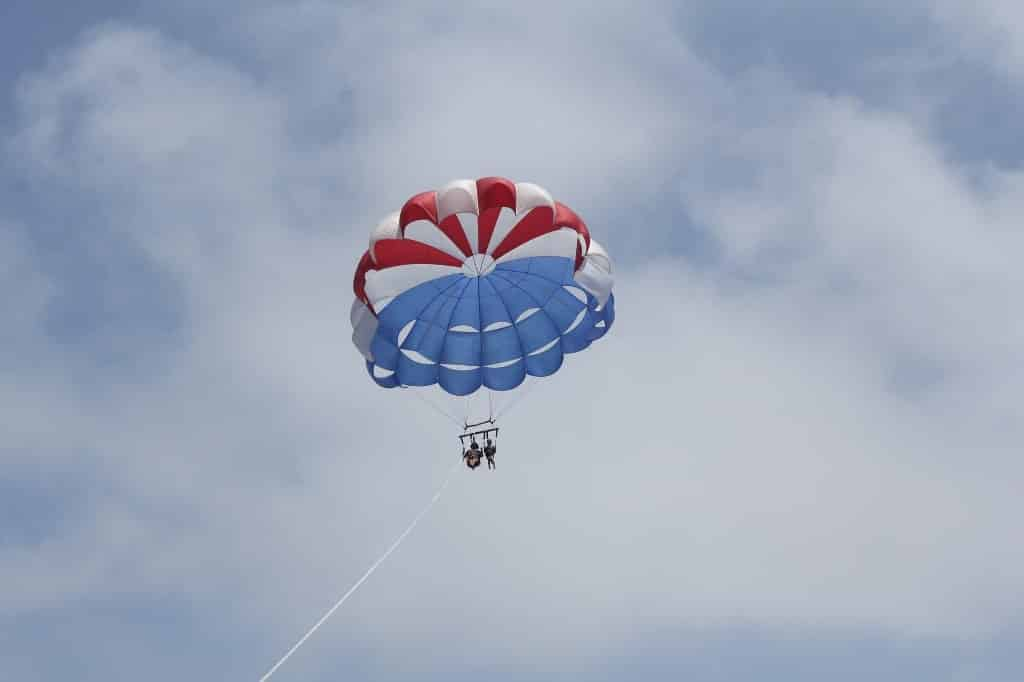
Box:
[680, 88, 1024, 435]
[931, 0, 1024, 80]
[3, 3, 1023, 679]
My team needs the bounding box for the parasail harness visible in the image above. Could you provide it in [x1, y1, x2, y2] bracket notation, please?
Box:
[458, 418, 499, 447]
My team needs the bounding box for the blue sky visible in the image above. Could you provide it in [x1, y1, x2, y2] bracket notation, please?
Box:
[3, 2, 1023, 680]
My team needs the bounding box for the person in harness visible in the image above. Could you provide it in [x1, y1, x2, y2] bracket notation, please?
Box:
[463, 438, 482, 469]
[483, 437, 496, 470]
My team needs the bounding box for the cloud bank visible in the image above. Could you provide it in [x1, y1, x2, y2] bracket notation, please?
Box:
[2, 2, 1022, 680]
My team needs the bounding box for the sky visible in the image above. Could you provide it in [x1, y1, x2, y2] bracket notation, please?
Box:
[2, 1, 1023, 680]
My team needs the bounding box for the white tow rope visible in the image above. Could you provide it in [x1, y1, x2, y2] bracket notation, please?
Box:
[258, 461, 459, 681]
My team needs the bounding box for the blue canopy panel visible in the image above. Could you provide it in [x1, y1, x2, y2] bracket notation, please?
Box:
[365, 255, 612, 395]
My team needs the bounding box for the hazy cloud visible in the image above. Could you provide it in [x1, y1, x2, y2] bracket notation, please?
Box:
[3, 2, 1022, 680]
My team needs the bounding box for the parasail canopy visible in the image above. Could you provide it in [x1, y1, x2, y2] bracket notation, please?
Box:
[350, 177, 615, 397]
